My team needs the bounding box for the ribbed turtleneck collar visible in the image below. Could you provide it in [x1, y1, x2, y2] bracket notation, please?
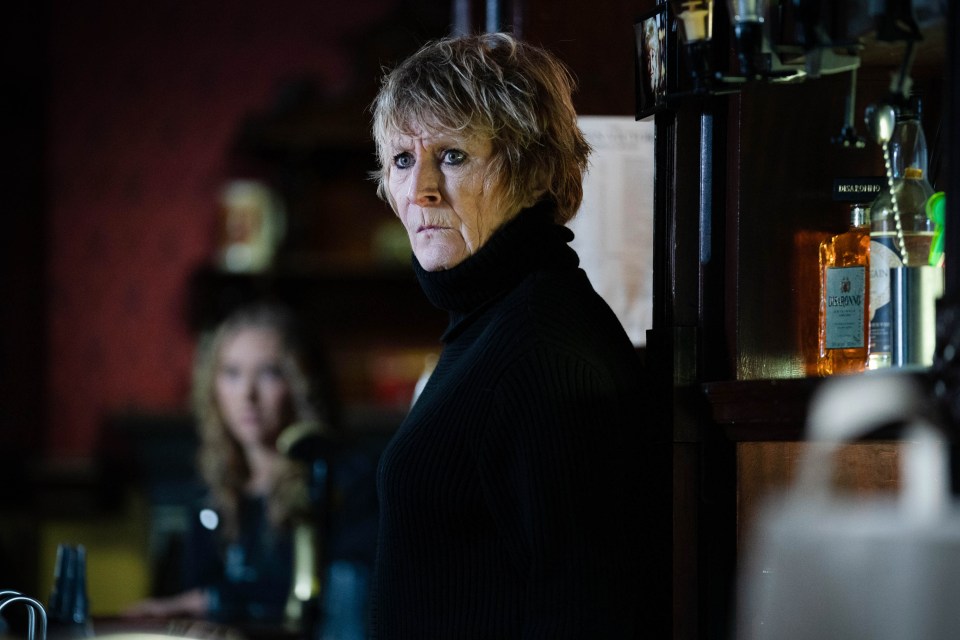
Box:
[412, 203, 579, 340]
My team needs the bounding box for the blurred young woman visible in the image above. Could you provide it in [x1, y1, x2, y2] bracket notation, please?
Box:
[123, 303, 336, 625]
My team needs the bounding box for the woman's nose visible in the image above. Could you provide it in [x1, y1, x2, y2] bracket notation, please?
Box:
[409, 161, 441, 205]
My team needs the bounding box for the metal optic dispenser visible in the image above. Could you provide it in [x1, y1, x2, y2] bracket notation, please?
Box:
[665, 0, 943, 100]
[1, 591, 48, 640]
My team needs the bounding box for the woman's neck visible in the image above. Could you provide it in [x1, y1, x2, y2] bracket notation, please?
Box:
[243, 443, 282, 495]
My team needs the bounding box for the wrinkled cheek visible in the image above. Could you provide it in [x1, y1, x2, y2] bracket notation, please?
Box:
[388, 196, 402, 217]
[386, 177, 405, 217]
[398, 209, 415, 231]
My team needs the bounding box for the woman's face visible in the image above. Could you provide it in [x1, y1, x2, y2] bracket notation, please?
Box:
[215, 327, 291, 449]
[385, 125, 518, 271]
[645, 23, 661, 91]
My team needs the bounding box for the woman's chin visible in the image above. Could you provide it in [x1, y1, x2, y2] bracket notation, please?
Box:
[415, 250, 466, 272]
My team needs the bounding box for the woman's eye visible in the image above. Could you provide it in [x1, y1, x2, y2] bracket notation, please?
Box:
[392, 152, 414, 169]
[442, 149, 466, 165]
[259, 365, 284, 382]
[218, 365, 241, 381]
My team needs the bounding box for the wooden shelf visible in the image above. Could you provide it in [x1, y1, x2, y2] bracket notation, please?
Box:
[702, 370, 935, 443]
[701, 377, 821, 442]
[187, 263, 447, 343]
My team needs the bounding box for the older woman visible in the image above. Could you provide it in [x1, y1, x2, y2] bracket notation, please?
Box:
[370, 32, 657, 637]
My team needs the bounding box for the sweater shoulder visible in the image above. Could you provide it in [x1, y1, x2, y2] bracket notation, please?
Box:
[470, 268, 640, 399]
[504, 267, 636, 354]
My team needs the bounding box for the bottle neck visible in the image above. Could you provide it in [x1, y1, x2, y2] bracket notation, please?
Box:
[890, 117, 929, 179]
[850, 204, 870, 227]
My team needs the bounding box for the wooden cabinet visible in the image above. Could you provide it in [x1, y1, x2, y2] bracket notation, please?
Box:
[655, 3, 956, 638]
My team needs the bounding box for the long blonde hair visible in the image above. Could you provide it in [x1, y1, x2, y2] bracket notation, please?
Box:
[192, 303, 334, 540]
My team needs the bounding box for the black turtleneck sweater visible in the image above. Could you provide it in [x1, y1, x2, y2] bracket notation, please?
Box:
[372, 205, 652, 639]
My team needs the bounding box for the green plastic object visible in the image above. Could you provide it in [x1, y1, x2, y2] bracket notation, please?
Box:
[927, 191, 946, 266]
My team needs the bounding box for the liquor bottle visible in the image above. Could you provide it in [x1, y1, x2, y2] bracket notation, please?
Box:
[48, 544, 94, 638]
[868, 96, 936, 369]
[818, 204, 871, 375]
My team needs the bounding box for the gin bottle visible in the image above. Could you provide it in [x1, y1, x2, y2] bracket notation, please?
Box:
[868, 96, 936, 368]
[818, 204, 871, 375]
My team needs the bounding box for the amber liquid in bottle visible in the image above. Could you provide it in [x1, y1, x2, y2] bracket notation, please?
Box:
[818, 205, 871, 375]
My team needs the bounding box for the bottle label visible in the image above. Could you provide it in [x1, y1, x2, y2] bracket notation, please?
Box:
[869, 237, 903, 356]
[832, 177, 885, 202]
[825, 265, 866, 349]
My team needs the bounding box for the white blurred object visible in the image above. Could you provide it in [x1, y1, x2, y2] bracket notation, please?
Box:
[571, 116, 654, 347]
[217, 179, 286, 272]
[736, 370, 960, 640]
[410, 353, 438, 408]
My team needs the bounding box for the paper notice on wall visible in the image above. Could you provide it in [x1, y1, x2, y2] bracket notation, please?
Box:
[570, 116, 655, 347]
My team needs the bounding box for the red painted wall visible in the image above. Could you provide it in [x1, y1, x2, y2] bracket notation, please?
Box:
[43, 0, 402, 458]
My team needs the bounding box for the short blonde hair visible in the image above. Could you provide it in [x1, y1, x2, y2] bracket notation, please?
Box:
[371, 32, 591, 224]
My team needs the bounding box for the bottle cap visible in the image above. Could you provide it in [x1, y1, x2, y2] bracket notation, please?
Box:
[850, 204, 870, 226]
[896, 93, 921, 121]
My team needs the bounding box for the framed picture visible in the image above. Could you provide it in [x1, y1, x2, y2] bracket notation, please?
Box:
[634, 4, 669, 120]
